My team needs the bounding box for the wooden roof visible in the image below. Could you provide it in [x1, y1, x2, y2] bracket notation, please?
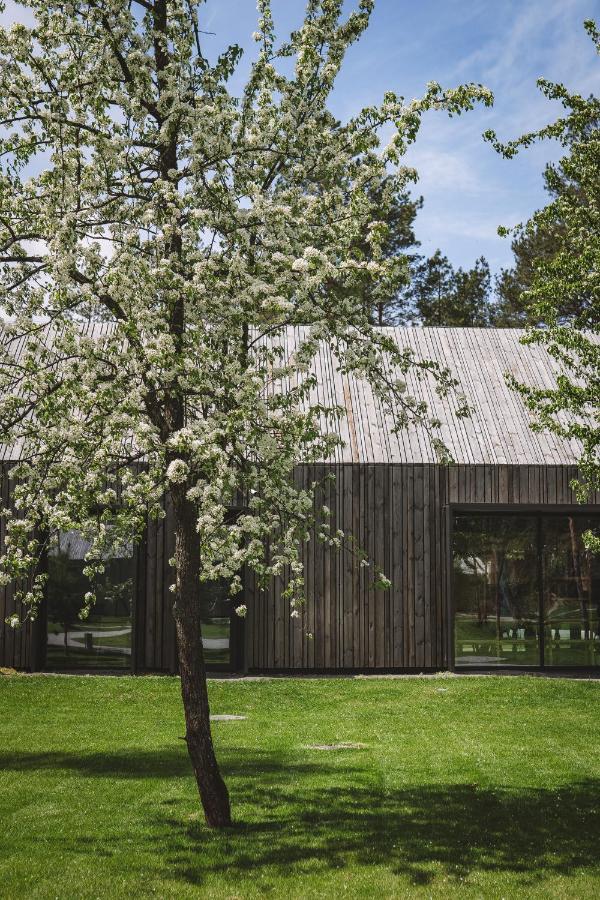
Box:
[0, 323, 584, 466]
[282, 326, 583, 466]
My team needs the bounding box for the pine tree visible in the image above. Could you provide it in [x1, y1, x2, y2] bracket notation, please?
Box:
[408, 251, 494, 326]
[486, 20, 600, 546]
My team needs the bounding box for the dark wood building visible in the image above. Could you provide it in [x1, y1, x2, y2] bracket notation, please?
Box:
[1, 328, 599, 673]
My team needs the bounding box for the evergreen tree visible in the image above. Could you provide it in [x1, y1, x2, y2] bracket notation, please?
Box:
[494, 220, 561, 326]
[408, 251, 494, 326]
[409, 250, 454, 325]
[363, 178, 422, 325]
[486, 20, 600, 546]
[450, 256, 493, 326]
[495, 114, 598, 326]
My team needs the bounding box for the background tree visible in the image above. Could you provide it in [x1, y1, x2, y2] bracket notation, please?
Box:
[0, 0, 491, 826]
[408, 249, 454, 325]
[361, 176, 422, 325]
[494, 212, 563, 326]
[494, 117, 598, 326]
[407, 250, 494, 326]
[486, 19, 599, 547]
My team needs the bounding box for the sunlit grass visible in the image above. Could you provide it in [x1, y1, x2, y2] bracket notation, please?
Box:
[1, 673, 599, 898]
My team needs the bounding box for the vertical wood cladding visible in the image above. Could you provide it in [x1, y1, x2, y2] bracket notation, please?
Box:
[1, 461, 598, 672]
[244, 463, 599, 672]
[0, 465, 35, 670]
[134, 495, 177, 673]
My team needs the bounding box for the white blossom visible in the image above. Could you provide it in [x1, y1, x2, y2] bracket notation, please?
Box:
[166, 460, 189, 484]
[0, 0, 490, 631]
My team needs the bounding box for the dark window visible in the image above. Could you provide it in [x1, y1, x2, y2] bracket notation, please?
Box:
[543, 516, 600, 667]
[453, 512, 600, 668]
[201, 580, 235, 668]
[453, 515, 539, 667]
[46, 530, 133, 670]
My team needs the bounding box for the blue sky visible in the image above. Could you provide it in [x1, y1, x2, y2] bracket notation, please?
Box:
[199, 0, 600, 276]
[3, 0, 599, 276]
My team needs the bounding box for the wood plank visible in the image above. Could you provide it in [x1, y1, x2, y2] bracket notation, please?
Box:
[322, 466, 333, 667]
[391, 465, 403, 666]
[407, 465, 416, 667]
[413, 466, 425, 667]
[0, 466, 7, 667]
[144, 518, 157, 669]
[164, 497, 177, 672]
[378, 465, 387, 667]
[342, 464, 354, 667]
[422, 465, 432, 668]
[367, 466, 376, 668]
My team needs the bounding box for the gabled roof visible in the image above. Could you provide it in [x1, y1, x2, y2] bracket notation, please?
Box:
[281, 326, 583, 465]
[0, 323, 584, 466]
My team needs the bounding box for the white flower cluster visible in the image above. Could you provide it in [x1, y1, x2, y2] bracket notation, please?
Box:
[166, 460, 189, 484]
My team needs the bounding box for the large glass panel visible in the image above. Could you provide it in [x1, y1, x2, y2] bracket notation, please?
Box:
[543, 516, 600, 667]
[453, 515, 540, 666]
[46, 530, 133, 670]
[201, 579, 233, 667]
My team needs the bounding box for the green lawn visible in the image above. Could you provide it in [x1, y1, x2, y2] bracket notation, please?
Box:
[1, 674, 599, 899]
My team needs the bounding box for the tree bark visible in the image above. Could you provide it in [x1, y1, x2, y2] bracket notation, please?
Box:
[171, 486, 232, 828]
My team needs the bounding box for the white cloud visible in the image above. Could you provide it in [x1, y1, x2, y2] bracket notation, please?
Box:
[408, 147, 489, 195]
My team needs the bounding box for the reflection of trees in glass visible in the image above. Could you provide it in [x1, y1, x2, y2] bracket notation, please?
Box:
[453, 516, 537, 632]
[568, 517, 589, 637]
[199, 580, 233, 667]
[47, 550, 86, 656]
[200, 580, 231, 621]
[47, 530, 133, 667]
[544, 516, 599, 642]
[455, 514, 600, 667]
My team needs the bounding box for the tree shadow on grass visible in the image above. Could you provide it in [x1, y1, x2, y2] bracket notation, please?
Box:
[2, 747, 600, 891]
[0, 747, 198, 778]
[181, 760, 600, 891]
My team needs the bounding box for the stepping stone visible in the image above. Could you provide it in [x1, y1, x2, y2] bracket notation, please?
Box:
[210, 714, 247, 721]
[305, 742, 367, 751]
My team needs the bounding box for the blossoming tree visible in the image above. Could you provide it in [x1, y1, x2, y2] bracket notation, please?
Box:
[0, 0, 491, 826]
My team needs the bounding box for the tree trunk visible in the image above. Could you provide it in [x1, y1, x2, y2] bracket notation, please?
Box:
[171, 487, 232, 828]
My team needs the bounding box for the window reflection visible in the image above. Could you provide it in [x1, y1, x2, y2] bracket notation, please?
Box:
[543, 516, 600, 667]
[201, 579, 233, 667]
[453, 515, 539, 666]
[453, 513, 600, 669]
[46, 530, 133, 670]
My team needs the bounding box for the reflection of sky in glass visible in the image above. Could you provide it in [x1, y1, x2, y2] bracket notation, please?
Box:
[51, 529, 133, 560]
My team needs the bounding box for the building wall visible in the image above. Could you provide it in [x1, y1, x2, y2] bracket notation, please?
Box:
[1, 462, 597, 672]
[0, 466, 45, 670]
[133, 495, 178, 673]
[244, 463, 598, 671]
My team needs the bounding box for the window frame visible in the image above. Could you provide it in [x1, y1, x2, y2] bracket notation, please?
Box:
[447, 504, 600, 672]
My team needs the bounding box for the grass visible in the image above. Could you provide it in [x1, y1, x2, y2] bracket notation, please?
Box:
[1, 674, 600, 899]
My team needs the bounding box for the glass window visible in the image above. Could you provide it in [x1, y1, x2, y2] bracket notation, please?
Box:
[46, 530, 134, 670]
[453, 515, 540, 667]
[453, 512, 600, 669]
[201, 579, 234, 668]
[543, 516, 600, 667]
